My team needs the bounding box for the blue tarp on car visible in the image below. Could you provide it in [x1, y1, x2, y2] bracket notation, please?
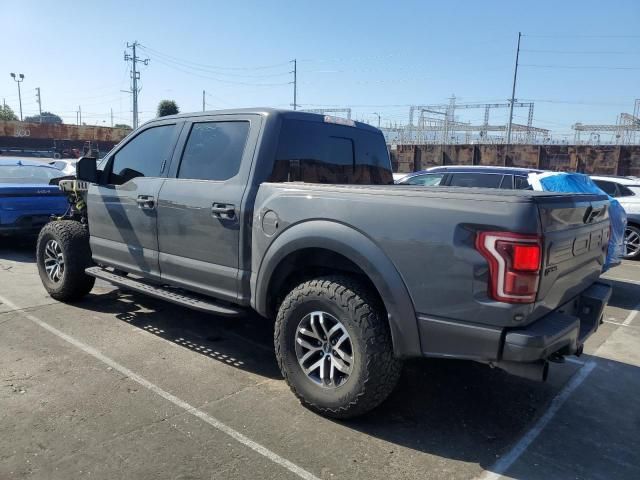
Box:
[528, 172, 626, 271]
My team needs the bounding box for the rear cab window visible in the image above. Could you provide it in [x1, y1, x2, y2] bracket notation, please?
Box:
[270, 119, 392, 185]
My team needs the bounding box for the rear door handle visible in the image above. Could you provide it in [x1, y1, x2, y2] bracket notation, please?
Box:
[136, 195, 155, 209]
[211, 203, 235, 219]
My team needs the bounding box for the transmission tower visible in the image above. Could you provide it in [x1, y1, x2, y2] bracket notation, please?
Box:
[572, 99, 640, 145]
[124, 41, 149, 129]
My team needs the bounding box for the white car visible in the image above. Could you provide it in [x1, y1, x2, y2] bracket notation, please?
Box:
[48, 159, 77, 176]
[591, 175, 640, 259]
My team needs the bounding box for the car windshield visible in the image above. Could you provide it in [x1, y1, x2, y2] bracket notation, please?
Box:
[0, 165, 61, 184]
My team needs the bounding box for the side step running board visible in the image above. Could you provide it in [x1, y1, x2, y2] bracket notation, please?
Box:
[85, 266, 243, 317]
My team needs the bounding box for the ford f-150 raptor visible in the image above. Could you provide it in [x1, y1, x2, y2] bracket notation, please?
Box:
[37, 108, 612, 418]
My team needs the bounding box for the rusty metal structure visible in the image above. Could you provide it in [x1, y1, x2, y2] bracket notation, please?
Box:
[0, 121, 130, 158]
[390, 143, 640, 178]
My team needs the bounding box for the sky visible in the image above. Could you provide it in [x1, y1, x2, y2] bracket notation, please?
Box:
[3, 0, 639, 141]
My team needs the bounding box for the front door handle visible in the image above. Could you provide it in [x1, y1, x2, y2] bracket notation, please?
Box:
[136, 195, 155, 209]
[211, 203, 235, 219]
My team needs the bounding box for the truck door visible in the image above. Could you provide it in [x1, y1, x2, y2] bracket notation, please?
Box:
[87, 122, 181, 279]
[156, 115, 260, 302]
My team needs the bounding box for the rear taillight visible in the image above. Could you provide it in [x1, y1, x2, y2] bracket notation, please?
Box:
[475, 231, 542, 304]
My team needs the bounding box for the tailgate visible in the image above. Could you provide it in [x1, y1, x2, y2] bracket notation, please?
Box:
[532, 193, 610, 320]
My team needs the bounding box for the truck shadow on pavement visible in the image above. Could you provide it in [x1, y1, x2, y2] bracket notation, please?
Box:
[0, 236, 37, 263]
[606, 278, 640, 309]
[74, 286, 573, 470]
[76, 288, 283, 379]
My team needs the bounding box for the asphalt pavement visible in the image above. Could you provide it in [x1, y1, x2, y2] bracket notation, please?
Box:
[0, 236, 638, 480]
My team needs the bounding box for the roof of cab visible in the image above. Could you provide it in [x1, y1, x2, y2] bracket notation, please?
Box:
[142, 107, 382, 133]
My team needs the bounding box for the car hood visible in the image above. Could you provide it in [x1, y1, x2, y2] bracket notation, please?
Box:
[0, 183, 65, 196]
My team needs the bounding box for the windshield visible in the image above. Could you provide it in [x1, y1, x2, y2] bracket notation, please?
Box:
[0, 165, 62, 184]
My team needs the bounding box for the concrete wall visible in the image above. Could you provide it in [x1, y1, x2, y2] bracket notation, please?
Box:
[390, 144, 640, 176]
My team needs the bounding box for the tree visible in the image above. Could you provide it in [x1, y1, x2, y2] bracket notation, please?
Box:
[157, 100, 179, 117]
[24, 111, 63, 124]
[114, 123, 132, 130]
[0, 105, 18, 121]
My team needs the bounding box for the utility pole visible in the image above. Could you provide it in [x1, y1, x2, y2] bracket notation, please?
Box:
[202, 90, 205, 112]
[124, 41, 149, 129]
[506, 32, 522, 145]
[110, 108, 114, 127]
[10, 73, 24, 121]
[290, 59, 297, 110]
[35, 87, 42, 122]
[78, 105, 82, 125]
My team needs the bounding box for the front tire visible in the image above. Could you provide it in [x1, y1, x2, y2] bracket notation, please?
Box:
[274, 276, 402, 419]
[36, 221, 95, 301]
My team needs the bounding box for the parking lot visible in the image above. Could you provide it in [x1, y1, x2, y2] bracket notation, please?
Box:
[0, 237, 638, 480]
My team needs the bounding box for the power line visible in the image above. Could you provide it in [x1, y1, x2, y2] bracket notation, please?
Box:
[150, 55, 290, 87]
[521, 64, 640, 70]
[523, 34, 640, 38]
[138, 44, 290, 71]
[521, 49, 640, 55]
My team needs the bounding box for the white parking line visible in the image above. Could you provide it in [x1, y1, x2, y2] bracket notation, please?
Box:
[622, 302, 640, 326]
[0, 294, 320, 480]
[477, 296, 639, 480]
[477, 361, 597, 480]
[602, 276, 640, 285]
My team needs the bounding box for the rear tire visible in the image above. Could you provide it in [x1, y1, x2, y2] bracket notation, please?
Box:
[37, 220, 95, 301]
[274, 275, 402, 419]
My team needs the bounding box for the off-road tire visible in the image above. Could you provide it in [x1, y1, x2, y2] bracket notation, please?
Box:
[37, 220, 95, 301]
[274, 275, 402, 419]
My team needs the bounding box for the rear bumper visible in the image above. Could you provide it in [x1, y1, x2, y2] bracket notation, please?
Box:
[501, 281, 611, 362]
[416, 281, 612, 363]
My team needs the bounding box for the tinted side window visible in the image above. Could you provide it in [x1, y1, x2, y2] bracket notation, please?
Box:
[110, 125, 175, 185]
[403, 173, 444, 186]
[514, 176, 531, 190]
[449, 173, 503, 188]
[178, 121, 249, 181]
[617, 184, 634, 197]
[593, 180, 617, 197]
[271, 119, 392, 185]
[499, 175, 513, 189]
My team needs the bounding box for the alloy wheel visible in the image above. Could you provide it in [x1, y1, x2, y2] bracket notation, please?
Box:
[295, 311, 354, 388]
[44, 239, 65, 282]
[624, 226, 640, 259]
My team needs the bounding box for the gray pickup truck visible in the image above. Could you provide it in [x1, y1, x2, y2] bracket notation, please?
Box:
[37, 108, 612, 418]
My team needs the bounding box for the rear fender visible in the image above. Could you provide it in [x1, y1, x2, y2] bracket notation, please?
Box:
[253, 220, 421, 358]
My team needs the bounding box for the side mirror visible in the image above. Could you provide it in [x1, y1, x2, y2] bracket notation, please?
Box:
[76, 156, 98, 183]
